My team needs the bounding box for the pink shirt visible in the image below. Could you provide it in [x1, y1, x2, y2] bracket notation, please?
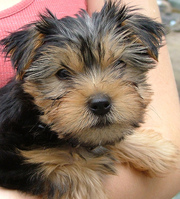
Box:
[0, 0, 86, 87]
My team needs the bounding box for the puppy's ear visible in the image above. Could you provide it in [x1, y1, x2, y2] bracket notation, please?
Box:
[96, 1, 165, 62]
[126, 14, 165, 61]
[0, 10, 58, 80]
[1, 25, 44, 80]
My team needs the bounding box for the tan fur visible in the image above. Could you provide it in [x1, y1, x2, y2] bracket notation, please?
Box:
[13, 2, 180, 198]
[21, 147, 114, 199]
[21, 22, 180, 197]
[24, 69, 147, 146]
[108, 129, 180, 177]
[23, 34, 152, 146]
[20, 128, 180, 198]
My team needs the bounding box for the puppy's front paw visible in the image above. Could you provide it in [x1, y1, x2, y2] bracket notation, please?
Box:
[109, 129, 180, 177]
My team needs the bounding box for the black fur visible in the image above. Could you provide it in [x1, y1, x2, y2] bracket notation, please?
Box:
[0, 1, 165, 198]
[0, 80, 63, 194]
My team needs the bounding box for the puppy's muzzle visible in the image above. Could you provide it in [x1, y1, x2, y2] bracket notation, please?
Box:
[88, 94, 111, 116]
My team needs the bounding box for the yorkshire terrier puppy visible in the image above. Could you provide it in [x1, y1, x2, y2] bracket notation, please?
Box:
[0, 1, 179, 199]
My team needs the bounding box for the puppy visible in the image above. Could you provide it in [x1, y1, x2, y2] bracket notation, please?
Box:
[0, 1, 179, 198]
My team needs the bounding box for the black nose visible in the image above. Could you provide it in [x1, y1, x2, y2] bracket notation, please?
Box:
[88, 94, 111, 116]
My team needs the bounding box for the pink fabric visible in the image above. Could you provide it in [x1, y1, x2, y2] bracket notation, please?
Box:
[0, 0, 87, 87]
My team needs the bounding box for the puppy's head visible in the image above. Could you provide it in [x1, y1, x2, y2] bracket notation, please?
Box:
[1, 1, 165, 147]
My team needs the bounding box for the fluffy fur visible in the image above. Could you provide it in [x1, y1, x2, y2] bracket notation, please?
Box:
[0, 1, 179, 198]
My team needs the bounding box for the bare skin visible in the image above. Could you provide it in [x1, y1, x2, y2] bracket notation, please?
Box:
[1, 0, 180, 198]
[0, 0, 22, 11]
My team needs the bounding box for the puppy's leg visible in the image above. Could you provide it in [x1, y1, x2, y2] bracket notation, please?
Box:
[109, 129, 180, 177]
[21, 147, 114, 199]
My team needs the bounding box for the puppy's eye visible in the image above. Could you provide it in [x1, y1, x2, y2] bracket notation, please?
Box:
[56, 69, 71, 80]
